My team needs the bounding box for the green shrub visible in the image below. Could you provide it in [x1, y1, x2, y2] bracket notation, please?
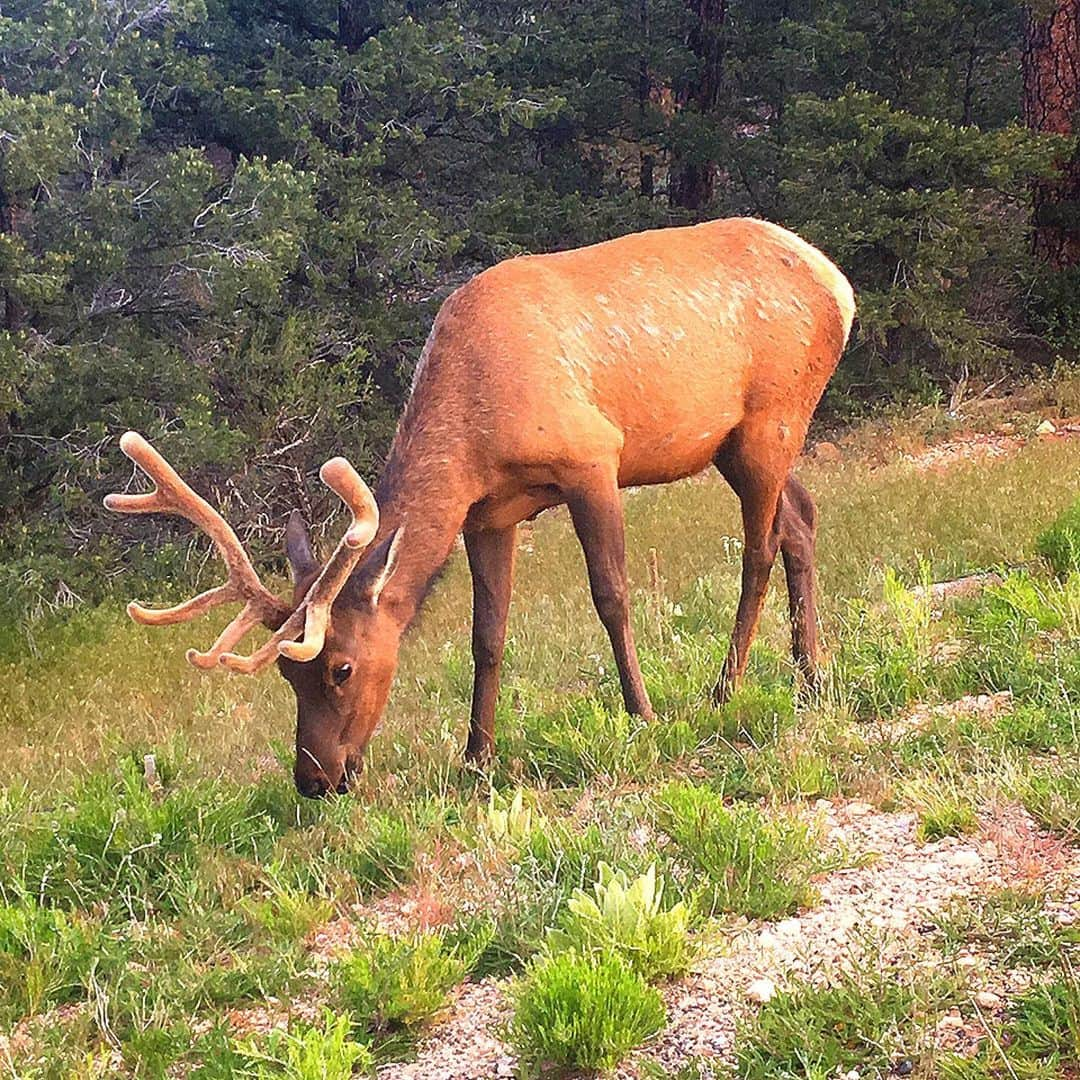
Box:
[507, 950, 665, 1076]
[239, 873, 334, 945]
[1006, 977, 1080, 1063]
[332, 933, 465, 1035]
[1037, 499, 1080, 577]
[546, 863, 694, 982]
[238, 1011, 374, 1079]
[656, 783, 828, 919]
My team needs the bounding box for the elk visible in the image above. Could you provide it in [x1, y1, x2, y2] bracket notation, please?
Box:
[107, 217, 854, 798]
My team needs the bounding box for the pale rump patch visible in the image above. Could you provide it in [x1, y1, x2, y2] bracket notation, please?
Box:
[752, 219, 857, 339]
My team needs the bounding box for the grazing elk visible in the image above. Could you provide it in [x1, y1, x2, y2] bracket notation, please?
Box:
[107, 217, 854, 797]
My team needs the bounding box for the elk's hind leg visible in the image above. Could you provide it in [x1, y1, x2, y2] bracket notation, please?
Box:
[464, 525, 517, 765]
[777, 474, 820, 686]
[566, 473, 654, 720]
[713, 432, 790, 704]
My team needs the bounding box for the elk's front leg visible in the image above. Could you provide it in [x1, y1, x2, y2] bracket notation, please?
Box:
[464, 525, 517, 764]
[567, 478, 654, 720]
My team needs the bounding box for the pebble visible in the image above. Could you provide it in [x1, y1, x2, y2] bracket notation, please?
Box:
[950, 850, 982, 869]
[975, 990, 1001, 1009]
[746, 978, 776, 1004]
[1036, 419, 1057, 435]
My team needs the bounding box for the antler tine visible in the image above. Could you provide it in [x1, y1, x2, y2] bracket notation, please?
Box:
[220, 457, 379, 672]
[104, 432, 291, 668]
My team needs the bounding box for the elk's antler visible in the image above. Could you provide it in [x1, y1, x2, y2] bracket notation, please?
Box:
[105, 432, 378, 673]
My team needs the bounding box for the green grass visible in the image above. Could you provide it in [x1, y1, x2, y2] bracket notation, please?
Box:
[331, 932, 466, 1039]
[506, 949, 666, 1076]
[238, 1012, 375, 1079]
[1036, 496, 1080, 577]
[1, 417, 1079, 1074]
[656, 782, 834, 919]
[733, 966, 958, 1079]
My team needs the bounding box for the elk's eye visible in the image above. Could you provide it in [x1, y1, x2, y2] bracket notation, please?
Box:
[332, 663, 352, 686]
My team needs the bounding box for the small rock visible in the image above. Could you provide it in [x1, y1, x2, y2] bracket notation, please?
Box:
[746, 977, 776, 1003]
[975, 990, 1001, 1009]
[957, 954, 979, 970]
[1036, 419, 1057, 436]
[999, 422, 1016, 435]
[894, 1059, 914, 1076]
[938, 1010, 965, 1030]
[811, 440, 842, 463]
[950, 850, 982, 869]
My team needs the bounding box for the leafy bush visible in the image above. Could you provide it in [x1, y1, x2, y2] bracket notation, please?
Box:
[546, 863, 694, 982]
[332, 933, 465, 1036]
[507, 950, 665, 1076]
[1037, 499, 1080, 577]
[238, 1011, 374, 1079]
[656, 783, 828, 920]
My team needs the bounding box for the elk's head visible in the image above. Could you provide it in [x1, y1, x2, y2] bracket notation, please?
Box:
[105, 432, 403, 797]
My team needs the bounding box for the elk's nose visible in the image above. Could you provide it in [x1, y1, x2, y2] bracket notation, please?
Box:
[296, 774, 329, 799]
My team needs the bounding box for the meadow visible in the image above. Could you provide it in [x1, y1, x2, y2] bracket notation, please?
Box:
[1, 385, 1079, 1079]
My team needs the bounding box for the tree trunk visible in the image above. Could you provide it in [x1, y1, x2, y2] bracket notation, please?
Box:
[338, 0, 380, 52]
[0, 198, 27, 333]
[670, 0, 727, 211]
[1023, 0, 1080, 266]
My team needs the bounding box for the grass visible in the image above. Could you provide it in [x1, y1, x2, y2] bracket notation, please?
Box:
[1, 407, 1079, 1074]
[1036, 495, 1080, 577]
[331, 931, 465, 1039]
[506, 950, 666, 1076]
[656, 782, 834, 919]
[732, 963, 959, 1079]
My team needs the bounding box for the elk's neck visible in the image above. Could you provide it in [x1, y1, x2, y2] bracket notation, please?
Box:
[357, 415, 474, 629]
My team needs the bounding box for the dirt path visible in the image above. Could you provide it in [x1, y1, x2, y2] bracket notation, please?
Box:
[380, 801, 1080, 1080]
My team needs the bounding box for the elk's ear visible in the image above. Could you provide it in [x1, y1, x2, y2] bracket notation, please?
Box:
[285, 510, 318, 584]
[363, 527, 405, 607]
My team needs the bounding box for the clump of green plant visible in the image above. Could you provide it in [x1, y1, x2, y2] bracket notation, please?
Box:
[239, 873, 334, 945]
[332, 932, 465, 1036]
[903, 775, 979, 842]
[656, 783, 830, 919]
[931, 890, 1079, 968]
[485, 787, 541, 849]
[546, 863, 695, 982]
[940, 971, 1080, 1078]
[506, 950, 665, 1076]
[1037, 498, 1080, 577]
[831, 566, 936, 718]
[238, 1011, 374, 1078]
[734, 969, 953, 1079]
[0, 897, 114, 1023]
[1020, 765, 1080, 839]
[716, 683, 796, 746]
